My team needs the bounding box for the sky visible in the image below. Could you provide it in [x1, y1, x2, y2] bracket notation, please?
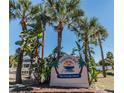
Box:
[9, 0, 114, 63]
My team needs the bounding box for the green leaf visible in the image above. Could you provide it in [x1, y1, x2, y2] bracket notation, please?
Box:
[37, 33, 43, 39]
[15, 41, 23, 46]
[49, 60, 59, 68]
[75, 41, 81, 51]
[78, 56, 86, 68]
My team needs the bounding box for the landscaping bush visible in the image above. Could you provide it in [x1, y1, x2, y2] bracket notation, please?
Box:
[31, 58, 51, 84]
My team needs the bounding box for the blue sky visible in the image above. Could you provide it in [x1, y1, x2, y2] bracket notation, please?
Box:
[9, 0, 114, 62]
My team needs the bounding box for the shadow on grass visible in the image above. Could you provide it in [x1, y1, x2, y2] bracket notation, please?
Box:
[9, 81, 16, 85]
[104, 89, 114, 93]
[10, 87, 33, 93]
[9, 81, 97, 93]
[33, 92, 97, 93]
[10, 92, 95, 93]
[106, 72, 114, 76]
[9, 80, 34, 92]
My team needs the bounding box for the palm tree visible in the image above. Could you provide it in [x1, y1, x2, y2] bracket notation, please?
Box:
[9, 0, 40, 83]
[106, 52, 114, 70]
[91, 21, 108, 77]
[9, 0, 16, 20]
[71, 17, 97, 68]
[29, 14, 44, 60]
[16, 3, 51, 80]
[45, 0, 84, 60]
[98, 27, 107, 77]
[69, 17, 101, 84]
[28, 3, 51, 59]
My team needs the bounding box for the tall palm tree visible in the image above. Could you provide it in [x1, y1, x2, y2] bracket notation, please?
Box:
[28, 4, 51, 59]
[45, 0, 84, 60]
[29, 14, 44, 60]
[69, 17, 100, 84]
[15, 3, 50, 80]
[71, 17, 97, 68]
[98, 27, 107, 77]
[9, 0, 40, 83]
[91, 21, 108, 77]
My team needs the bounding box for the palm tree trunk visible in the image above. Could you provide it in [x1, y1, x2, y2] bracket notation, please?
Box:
[88, 43, 92, 60]
[57, 31, 62, 60]
[55, 30, 62, 76]
[29, 55, 33, 79]
[84, 33, 89, 69]
[16, 18, 27, 83]
[98, 33, 106, 77]
[84, 33, 91, 85]
[35, 48, 40, 63]
[16, 49, 23, 84]
[41, 31, 45, 59]
[111, 63, 114, 70]
[36, 37, 40, 63]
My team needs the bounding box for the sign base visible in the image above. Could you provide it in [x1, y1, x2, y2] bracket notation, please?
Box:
[50, 66, 89, 88]
[50, 55, 89, 88]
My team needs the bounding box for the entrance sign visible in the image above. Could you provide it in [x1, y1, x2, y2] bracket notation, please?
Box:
[50, 54, 89, 88]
